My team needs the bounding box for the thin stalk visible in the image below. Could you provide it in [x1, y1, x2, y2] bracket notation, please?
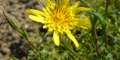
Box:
[43, 31, 49, 38]
[105, 31, 108, 47]
[93, 27, 100, 56]
[105, 0, 109, 47]
[60, 35, 86, 60]
[89, 12, 100, 56]
[17, 29, 40, 54]
[105, 0, 109, 19]
[36, 0, 44, 8]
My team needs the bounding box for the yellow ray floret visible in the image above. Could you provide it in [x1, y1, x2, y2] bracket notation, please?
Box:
[27, 0, 91, 48]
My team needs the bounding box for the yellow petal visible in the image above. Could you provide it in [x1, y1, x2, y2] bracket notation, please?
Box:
[53, 31, 60, 46]
[76, 7, 91, 11]
[77, 17, 91, 26]
[45, 0, 55, 7]
[26, 9, 43, 16]
[75, 7, 91, 14]
[66, 30, 79, 48]
[43, 25, 47, 28]
[71, 1, 80, 9]
[28, 15, 44, 23]
[79, 26, 88, 29]
[48, 28, 53, 31]
[60, 0, 69, 6]
[42, 8, 50, 16]
[45, 7, 52, 14]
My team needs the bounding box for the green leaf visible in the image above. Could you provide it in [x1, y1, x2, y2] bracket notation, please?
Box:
[8, 55, 19, 60]
[80, 0, 107, 30]
[108, 34, 120, 44]
[90, 11, 107, 30]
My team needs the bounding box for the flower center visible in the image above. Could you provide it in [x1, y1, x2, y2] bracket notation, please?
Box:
[52, 9, 68, 23]
[43, 6, 76, 32]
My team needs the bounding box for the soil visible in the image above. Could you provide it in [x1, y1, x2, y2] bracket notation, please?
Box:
[0, 0, 45, 60]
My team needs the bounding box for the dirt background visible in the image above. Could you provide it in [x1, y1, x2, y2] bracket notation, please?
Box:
[0, 0, 46, 60]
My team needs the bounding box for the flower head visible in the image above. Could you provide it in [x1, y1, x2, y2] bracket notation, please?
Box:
[27, 0, 91, 48]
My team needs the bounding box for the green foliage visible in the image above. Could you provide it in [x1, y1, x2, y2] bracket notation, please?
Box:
[8, 55, 19, 60]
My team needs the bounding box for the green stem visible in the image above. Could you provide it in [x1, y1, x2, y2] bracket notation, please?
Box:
[60, 35, 86, 60]
[80, 0, 91, 8]
[105, 0, 109, 19]
[105, 0, 109, 47]
[17, 29, 40, 54]
[93, 27, 100, 56]
[37, 0, 44, 8]
[61, 40, 85, 59]
[81, 0, 101, 56]
[3, 10, 41, 55]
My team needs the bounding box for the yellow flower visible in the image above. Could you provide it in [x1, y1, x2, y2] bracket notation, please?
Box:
[27, 0, 91, 48]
